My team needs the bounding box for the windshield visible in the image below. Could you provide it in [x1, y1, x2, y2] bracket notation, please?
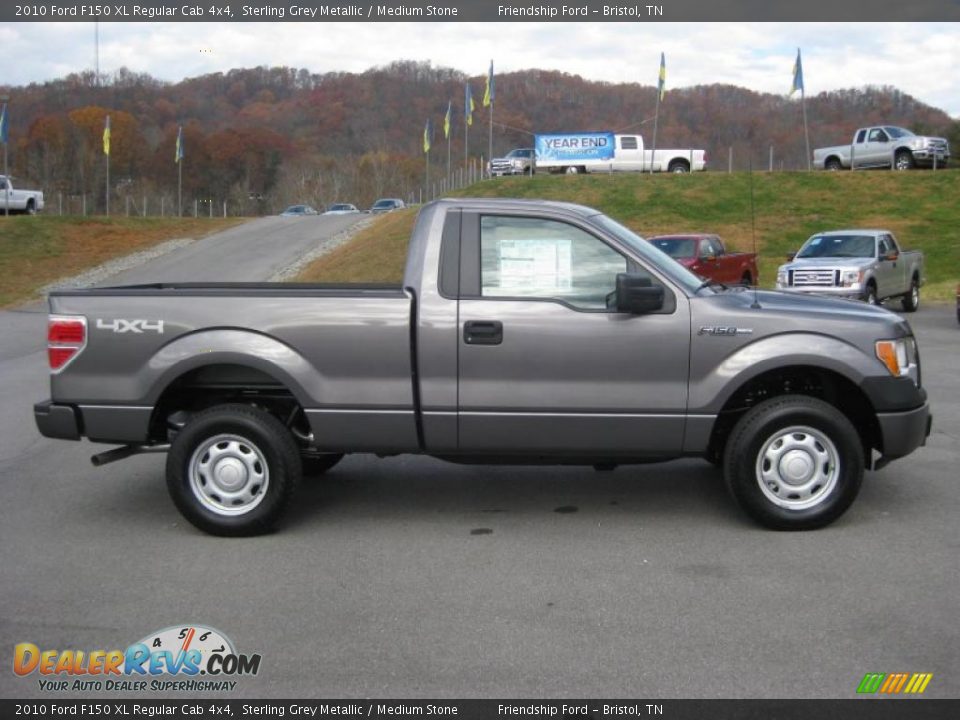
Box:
[590, 215, 705, 294]
[650, 237, 697, 259]
[372, 201, 392, 208]
[330, 204, 352, 211]
[885, 127, 914, 139]
[507, 149, 531, 158]
[796, 234, 875, 259]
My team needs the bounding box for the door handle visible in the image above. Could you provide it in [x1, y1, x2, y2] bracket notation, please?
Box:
[463, 320, 503, 345]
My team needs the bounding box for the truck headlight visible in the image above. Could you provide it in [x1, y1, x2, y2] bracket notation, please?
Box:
[776, 269, 788, 287]
[841, 270, 863, 288]
[876, 337, 919, 384]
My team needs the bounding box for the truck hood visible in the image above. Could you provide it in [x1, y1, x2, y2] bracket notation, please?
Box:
[701, 287, 907, 330]
[781, 257, 871, 270]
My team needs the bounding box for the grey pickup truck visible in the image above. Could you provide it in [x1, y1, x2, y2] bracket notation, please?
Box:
[35, 199, 931, 535]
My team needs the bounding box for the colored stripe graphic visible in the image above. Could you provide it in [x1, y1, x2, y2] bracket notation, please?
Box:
[858, 672, 933, 694]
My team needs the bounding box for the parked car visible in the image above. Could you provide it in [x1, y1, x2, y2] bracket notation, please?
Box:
[323, 204, 360, 215]
[489, 148, 535, 176]
[280, 205, 318, 216]
[369, 198, 405, 214]
[776, 229, 924, 311]
[0, 175, 44, 214]
[648, 234, 758, 286]
[813, 126, 949, 171]
[34, 199, 930, 536]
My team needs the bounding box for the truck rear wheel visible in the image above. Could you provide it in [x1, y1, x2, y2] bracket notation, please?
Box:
[166, 403, 301, 536]
[668, 160, 690, 173]
[723, 395, 863, 530]
[901, 277, 920, 312]
[26, 199, 36, 215]
[825, 158, 843, 171]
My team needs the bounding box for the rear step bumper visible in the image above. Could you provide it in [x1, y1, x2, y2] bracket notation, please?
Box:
[34, 400, 81, 441]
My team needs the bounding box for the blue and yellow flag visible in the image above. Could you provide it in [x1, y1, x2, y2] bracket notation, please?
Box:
[465, 83, 475, 126]
[103, 115, 111, 156]
[791, 48, 804, 95]
[483, 60, 494, 107]
[0, 103, 8, 144]
[175, 125, 183, 163]
[658, 53, 666, 102]
[423, 119, 432, 154]
[444, 101, 452, 139]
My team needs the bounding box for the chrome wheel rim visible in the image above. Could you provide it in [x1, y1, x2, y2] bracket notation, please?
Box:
[755, 425, 839, 510]
[895, 155, 911, 170]
[911, 285, 919, 307]
[189, 434, 269, 516]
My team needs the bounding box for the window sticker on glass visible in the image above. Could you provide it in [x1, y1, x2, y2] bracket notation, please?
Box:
[494, 238, 573, 295]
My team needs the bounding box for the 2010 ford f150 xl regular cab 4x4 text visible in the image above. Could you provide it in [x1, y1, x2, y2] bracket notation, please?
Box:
[35, 199, 931, 536]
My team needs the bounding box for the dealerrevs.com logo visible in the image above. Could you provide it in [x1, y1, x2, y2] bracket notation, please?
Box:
[13, 624, 261, 692]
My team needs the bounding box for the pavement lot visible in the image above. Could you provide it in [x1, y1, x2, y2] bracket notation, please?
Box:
[0, 220, 957, 699]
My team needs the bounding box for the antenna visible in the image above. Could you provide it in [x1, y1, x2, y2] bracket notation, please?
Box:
[748, 156, 761, 309]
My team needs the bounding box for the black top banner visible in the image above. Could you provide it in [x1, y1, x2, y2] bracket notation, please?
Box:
[6, 0, 960, 22]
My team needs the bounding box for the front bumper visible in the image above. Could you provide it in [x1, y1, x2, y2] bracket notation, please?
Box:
[776, 285, 865, 300]
[876, 403, 931, 459]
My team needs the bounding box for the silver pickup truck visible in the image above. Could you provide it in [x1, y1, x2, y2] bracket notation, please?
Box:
[813, 126, 950, 171]
[34, 199, 930, 535]
[775, 229, 924, 311]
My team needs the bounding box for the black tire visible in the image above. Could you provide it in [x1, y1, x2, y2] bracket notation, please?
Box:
[166, 403, 301, 536]
[825, 158, 843, 171]
[301, 452, 344, 477]
[862, 282, 879, 306]
[901, 276, 920, 312]
[669, 160, 690, 173]
[894, 150, 915, 171]
[26, 200, 36, 215]
[723, 395, 864, 530]
[740, 272, 753, 287]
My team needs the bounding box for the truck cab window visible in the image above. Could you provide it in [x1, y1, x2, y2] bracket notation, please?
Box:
[479, 216, 627, 309]
[855, 130, 867, 143]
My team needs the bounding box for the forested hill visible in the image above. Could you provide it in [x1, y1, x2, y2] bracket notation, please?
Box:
[3, 61, 957, 211]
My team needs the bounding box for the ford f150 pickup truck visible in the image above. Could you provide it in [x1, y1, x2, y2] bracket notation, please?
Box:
[649, 234, 758, 286]
[813, 126, 950, 171]
[0, 174, 44, 214]
[34, 199, 930, 536]
[776, 229, 924, 311]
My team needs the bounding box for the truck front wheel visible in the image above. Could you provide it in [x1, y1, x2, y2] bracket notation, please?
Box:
[166, 403, 301, 536]
[723, 396, 863, 530]
[894, 150, 915, 171]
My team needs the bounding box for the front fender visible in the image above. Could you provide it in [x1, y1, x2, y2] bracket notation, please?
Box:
[689, 332, 883, 414]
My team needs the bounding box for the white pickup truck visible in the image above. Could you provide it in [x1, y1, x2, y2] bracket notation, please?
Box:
[0, 175, 44, 214]
[534, 132, 706, 174]
[813, 126, 950, 171]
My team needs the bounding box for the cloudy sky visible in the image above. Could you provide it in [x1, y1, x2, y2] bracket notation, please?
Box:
[3, 22, 958, 116]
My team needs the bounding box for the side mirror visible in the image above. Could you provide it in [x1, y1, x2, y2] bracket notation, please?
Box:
[616, 273, 664, 314]
[786, 251, 796, 261]
[884, 251, 899, 261]
[700, 252, 717, 262]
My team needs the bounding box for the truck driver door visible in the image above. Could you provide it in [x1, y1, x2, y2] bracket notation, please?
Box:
[455, 212, 691, 456]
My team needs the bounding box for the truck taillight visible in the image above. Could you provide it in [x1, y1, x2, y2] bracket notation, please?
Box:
[47, 315, 87, 372]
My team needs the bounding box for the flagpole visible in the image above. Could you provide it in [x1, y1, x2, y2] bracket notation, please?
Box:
[487, 100, 493, 179]
[464, 90, 469, 169]
[104, 115, 110, 216]
[650, 91, 660, 175]
[2, 100, 8, 217]
[105, 147, 110, 216]
[178, 158, 182, 217]
[801, 88, 811, 171]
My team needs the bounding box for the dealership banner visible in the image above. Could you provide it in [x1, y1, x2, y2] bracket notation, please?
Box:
[4, 1, 960, 23]
[2, 699, 959, 718]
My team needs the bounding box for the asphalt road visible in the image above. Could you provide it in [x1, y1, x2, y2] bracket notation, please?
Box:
[0, 224, 957, 699]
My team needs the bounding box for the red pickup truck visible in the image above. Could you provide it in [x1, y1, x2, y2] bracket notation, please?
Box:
[649, 234, 759, 286]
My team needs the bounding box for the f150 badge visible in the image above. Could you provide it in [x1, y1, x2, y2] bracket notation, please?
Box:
[96, 318, 165, 334]
[698, 326, 753, 336]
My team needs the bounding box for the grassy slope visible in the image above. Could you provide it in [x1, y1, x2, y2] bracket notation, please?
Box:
[0, 216, 245, 306]
[299, 170, 959, 301]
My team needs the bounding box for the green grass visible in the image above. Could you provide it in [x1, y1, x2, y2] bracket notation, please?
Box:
[301, 170, 959, 302]
[0, 215, 245, 306]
